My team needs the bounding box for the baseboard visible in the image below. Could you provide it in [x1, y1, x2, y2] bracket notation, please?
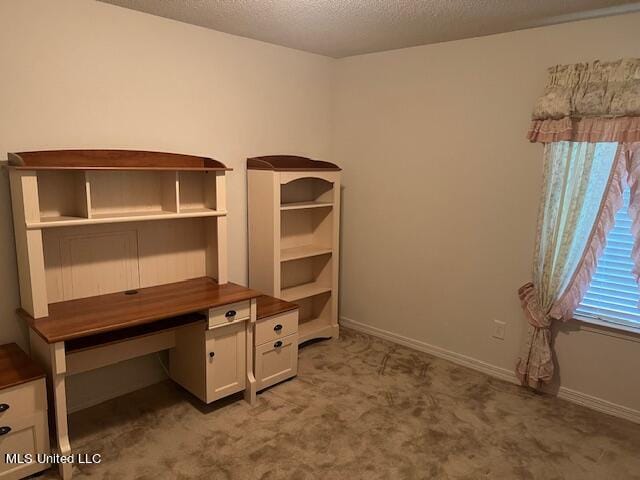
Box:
[340, 316, 640, 424]
[340, 317, 519, 384]
[556, 386, 640, 424]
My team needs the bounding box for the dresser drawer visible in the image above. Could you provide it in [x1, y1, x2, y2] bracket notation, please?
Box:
[255, 310, 298, 346]
[208, 301, 251, 329]
[255, 333, 298, 391]
[0, 411, 50, 479]
[0, 379, 46, 423]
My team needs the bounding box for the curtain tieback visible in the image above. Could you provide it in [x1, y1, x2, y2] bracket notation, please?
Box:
[518, 282, 552, 329]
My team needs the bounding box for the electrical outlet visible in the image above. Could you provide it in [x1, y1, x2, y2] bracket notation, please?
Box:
[492, 319, 506, 340]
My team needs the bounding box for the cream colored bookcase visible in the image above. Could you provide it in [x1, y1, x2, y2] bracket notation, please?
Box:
[247, 155, 341, 344]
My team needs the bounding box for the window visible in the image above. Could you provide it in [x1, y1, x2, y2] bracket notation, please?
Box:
[575, 186, 640, 330]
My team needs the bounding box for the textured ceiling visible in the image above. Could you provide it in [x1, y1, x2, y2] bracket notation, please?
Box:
[97, 0, 640, 58]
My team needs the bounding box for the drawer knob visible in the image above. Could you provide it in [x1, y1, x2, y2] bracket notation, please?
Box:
[0, 404, 9, 413]
[274, 341, 283, 348]
[273, 324, 283, 332]
[225, 310, 236, 318]
[209, 352, 215, 358]
[0, 426, 11, 436]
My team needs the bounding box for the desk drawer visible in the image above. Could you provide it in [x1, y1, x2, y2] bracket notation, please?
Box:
[208, 301, 251, 329]
[255, 333, 298, 391]
[0, 379, 46, 423]
[0, 411, 49, 478]
[255, 311, 298, 346]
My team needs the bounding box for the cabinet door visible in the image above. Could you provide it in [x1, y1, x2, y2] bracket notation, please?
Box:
[205, 322, 246, 402]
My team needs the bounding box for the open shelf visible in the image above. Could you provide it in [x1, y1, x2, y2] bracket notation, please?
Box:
[281, 208, 333, 252]
[178, 171, 217, 212]
[36, 170, 89, 223]
[280, 253, 331, 302]
[280, 177, 333, 206]
[298, 317, 334, 344]
[178, 207, 220, 215]
[89, 170, 178, 217]
[27, 209, 226, 229]
[24, 169, 225, 229]
[280, 245, 332, 262]
[37, 215, 87, 227]
[296, 292, 333, 343]
[280, 201, 332, 211]
[280, 282, 331, 302]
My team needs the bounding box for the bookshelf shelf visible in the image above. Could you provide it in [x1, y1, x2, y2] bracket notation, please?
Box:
[280, 201, 333, 211]
[281, 282, 332, 302]
[280, 245, 332, 262]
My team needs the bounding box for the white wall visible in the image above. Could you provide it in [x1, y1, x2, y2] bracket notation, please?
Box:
[0, 0, 333, 411]
[332, 12, 640, 416]
[1, 0, 639, 417]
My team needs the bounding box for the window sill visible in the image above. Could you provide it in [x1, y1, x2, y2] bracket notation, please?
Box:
[572, 315, 640, 343]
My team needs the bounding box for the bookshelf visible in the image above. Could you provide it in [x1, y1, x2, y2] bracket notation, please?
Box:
[247, 155, 341, 344]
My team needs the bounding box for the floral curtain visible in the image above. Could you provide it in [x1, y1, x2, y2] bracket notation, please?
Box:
[518, 58, 640, 388]
[517, 142, 624, 387]
[528, 58, 640, 143]
[627, 143, 640, 284]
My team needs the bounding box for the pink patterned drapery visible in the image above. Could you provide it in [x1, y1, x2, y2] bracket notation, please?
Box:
[528, 117, 640, 143]
[517, 144, 625, 388]
[625, 143, 640, 285]
[528, 59, 640, 144]
[518, 57, 640, 389]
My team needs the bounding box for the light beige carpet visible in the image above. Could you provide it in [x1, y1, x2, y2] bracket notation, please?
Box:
[44, 328, 640, 479]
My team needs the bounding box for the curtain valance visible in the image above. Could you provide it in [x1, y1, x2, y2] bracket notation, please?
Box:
[528, 58, 640, 143]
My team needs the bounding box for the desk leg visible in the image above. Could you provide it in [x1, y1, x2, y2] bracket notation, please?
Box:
[244, 299, 257, 405]
[53, 362, 73, 479]
[30, 334, 73, 480]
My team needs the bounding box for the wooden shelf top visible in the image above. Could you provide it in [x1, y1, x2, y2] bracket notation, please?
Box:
[28, 208, 227, 229]
[247, 155, 341, 172]
[280, 201, 333, 211]
[256, 295, 298, 320]
[280, 244, 332, 262]
[19, 277, 261, 344]
[8, 150, 230, 171]
[281, 282, 332, 302]
[0, 343, 45, 390]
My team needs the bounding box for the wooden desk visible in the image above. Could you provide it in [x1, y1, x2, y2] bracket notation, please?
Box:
[22, 277, 261, 480]
[21, 277, 259, 343]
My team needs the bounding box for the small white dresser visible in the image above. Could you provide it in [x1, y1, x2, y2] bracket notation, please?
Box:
[0, 343, 50, 480]
[255, 295, 299, 391]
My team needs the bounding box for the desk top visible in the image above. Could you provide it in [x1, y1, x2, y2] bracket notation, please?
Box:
[0, 343, 45, 390]
[19, 277, 261, 344]
[256, 295, 298, 320]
